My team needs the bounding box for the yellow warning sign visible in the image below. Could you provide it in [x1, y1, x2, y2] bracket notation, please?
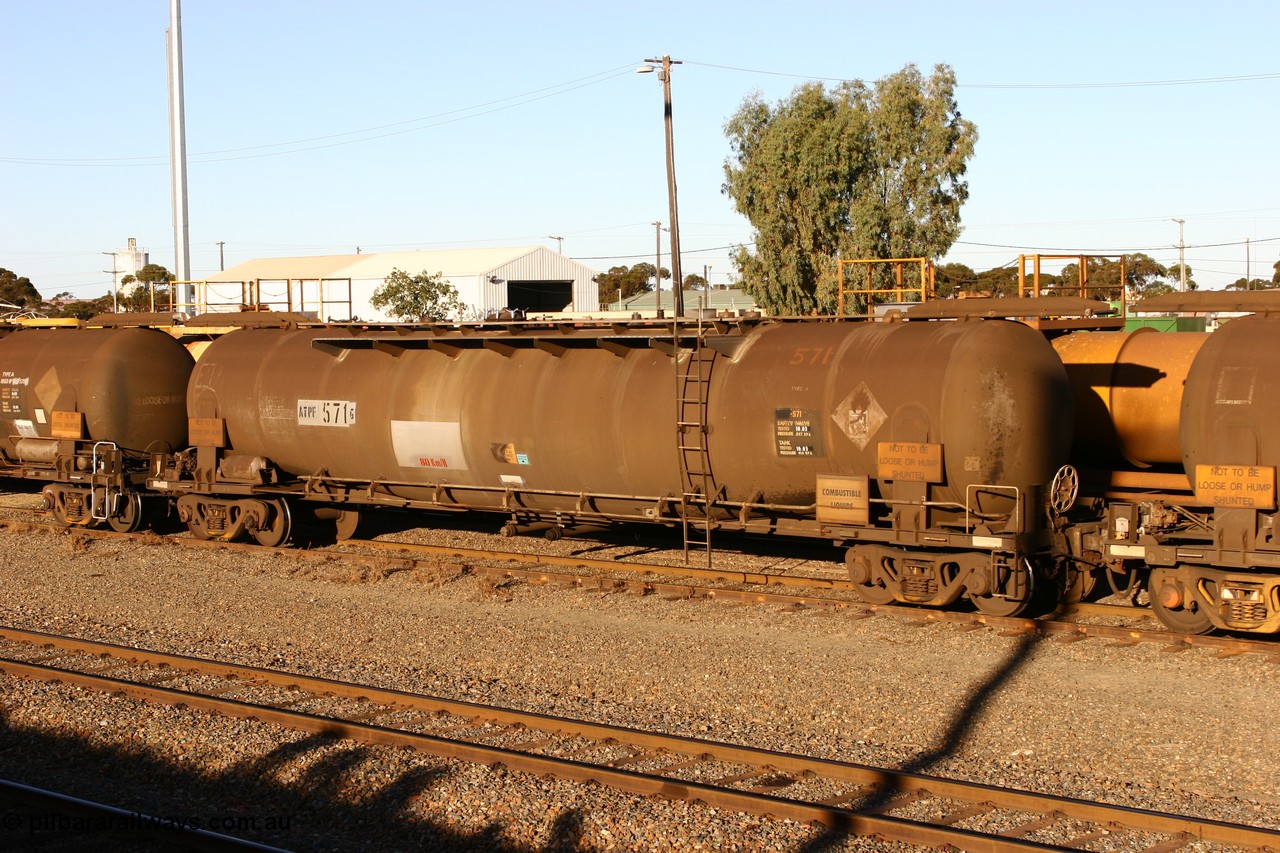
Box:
[1194, 464, 1276, 509]
[188, 418, 227, 448]
[50, 411, 84, 439]
[876, 442, 943, 483]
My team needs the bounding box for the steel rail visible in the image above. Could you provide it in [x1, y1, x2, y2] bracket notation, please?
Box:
[3, 517, 1279, 660]
[0, 506, 1177, 620]
[340, 535, 858, 591]
[330, 536, 1280, 660]
[0, 508, 1150, 625]
[1, 627, 1277, 851]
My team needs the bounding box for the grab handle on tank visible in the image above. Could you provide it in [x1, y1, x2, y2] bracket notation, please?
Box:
[964, 483, 1020, 534]
[89, 441, 120, 521]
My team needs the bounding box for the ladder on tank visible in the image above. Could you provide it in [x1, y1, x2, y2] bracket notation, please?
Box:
[675, 316, 718, 567]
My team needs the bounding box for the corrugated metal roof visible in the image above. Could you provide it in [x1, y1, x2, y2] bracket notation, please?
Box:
[208, 247, 549, 282]
[200, 246, 608, 318]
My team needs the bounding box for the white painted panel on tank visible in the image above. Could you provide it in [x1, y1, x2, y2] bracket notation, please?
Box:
[390, 420, 469, 470]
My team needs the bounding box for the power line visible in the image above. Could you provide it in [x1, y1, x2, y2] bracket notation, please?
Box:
[684, 60, 1280, 89]
[955, 235, 1280, 253]
[963, 206, 1280, 228]
[0, 65, 636, 167]
[573, 241, 752, 262]
[964, 72, 1280, 89]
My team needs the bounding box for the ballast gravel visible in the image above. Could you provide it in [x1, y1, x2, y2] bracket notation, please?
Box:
[0, 509, 1276, 851]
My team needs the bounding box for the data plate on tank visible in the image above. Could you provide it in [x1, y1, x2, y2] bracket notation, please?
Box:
[775, 408, 823, 457]
[877, 441, 943, 483]
[816, 474, 870, 525]
[1193, 464, 1276, 509]
[50, 411, 84, 439]
[0, 384, 22, 414]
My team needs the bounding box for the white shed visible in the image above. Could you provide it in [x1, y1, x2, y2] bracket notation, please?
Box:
[202, 246, 600, 321]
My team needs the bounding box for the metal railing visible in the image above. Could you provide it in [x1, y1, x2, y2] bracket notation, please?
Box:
[120, 278, 355, 321]
[1017, 254, 1129, 315]
[837, 258, 935, 316]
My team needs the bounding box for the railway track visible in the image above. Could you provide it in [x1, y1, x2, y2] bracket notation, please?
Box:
[3, 513, 1279, 662]
[1, 626, 1277, 852]
[339, 534, 1280, 659]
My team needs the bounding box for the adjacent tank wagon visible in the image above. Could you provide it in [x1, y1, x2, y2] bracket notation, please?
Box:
[0, 324, 194, 530]
[1052, 306, 1280, 634]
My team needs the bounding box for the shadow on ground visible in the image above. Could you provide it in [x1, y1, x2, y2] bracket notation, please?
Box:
[0, 713, 598, 852]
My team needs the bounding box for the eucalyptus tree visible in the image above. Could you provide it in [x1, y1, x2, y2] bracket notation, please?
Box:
[594, 262, 668, 308]
[723, 64, 977, 314]
[119, 263, 175, 312]
[371, 269, 464, 321]
[0, 268, 41, 309]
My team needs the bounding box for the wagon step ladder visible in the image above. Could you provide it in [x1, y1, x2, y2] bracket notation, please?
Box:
[676, 321, 717, 568]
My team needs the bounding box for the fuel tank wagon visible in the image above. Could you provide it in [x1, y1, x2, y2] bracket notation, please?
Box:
[1052, 312, 1280, 634]
[1155, 314, 1280, 633]
[1052, 328, 1209, 470]
[0, 325, 194, 530]
[165, 314, 1074, 615]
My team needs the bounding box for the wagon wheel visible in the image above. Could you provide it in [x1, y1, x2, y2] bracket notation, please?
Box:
[47, 495, 75, 527]
[969, 591, 1032, 618]
[332, 509, 360, 541]
[969, 558, 1035, 617]
[856, 580, 897, 606]
[1059, 563, 1097, 605]
[186, 513, 213, 540]
[107, 492, 146, 534]
[44, 486, 89, 528]
[1149, 568, 1215, 635]
[846, 552, 897, 605]
[253, 499, 293, 548]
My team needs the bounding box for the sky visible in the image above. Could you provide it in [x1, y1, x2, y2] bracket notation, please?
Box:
[4, 0, 1279, 303]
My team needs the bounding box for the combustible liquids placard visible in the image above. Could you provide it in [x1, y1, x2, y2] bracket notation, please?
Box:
[816, 474, 870, 525]
[877, 442, 943, 483]
[1194, 464, 1276, 509]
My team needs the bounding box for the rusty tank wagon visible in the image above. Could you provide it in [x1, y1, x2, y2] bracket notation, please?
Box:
[0, 323, 194, 530]
[1051, 293, 1280, 634]
[18, 291, 1280, 637]
[149, 312, 1075, 617]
